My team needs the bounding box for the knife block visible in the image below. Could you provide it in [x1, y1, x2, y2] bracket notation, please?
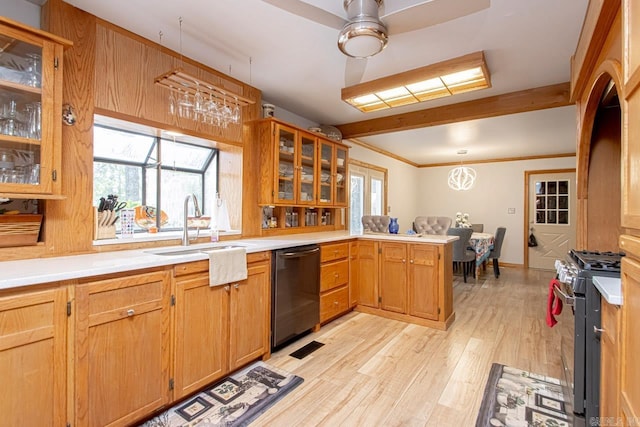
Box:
[94, 207, 116, 240]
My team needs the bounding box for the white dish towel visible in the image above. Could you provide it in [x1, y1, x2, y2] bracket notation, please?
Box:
[206, 247, 248, 287]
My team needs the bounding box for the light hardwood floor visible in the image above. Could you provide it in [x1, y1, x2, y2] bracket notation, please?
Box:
[254, 267, 574, 426]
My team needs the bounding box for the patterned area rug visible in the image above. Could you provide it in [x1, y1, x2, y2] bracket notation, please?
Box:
[141, 362, 303, 427]
[476, 363, 572, 427]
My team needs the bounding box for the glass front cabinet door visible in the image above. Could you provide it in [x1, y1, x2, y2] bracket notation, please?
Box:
[297, 132, 316, 205]
[335, 145, 348, 207]
[275, 123, 297, 204]
[0, 18, 70, 197]
[318, 140, 334, 205]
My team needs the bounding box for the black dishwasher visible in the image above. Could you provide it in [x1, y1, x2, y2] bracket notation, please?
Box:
[271, 244, 320, 349]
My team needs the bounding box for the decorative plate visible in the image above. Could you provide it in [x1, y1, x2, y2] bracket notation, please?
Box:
[134, 205, 168, 229]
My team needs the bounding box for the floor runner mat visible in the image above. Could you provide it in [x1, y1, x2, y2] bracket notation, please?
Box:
[141, 361, 303, 427]
[476, 363, 573, 427]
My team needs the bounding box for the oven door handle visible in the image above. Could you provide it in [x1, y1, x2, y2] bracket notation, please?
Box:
[553, 284, 574, 306]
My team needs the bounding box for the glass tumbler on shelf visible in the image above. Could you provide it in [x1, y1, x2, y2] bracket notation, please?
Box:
[25, 53, 41, 88]
[25, 102, 41, 140]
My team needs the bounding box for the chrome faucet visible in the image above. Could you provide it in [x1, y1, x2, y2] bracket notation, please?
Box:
[182, 193, 202, 246]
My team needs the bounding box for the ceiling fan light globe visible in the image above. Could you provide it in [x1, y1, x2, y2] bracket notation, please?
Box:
[338, 20, 388, 58]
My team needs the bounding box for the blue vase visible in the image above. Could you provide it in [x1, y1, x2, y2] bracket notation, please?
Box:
[389, 217, 399, 234]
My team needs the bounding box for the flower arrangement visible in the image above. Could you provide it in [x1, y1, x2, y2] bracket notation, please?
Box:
[455, 212, 472, 228]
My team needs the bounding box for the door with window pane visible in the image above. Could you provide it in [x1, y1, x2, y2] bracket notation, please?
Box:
[349, 164, 386, 233]
[528, 171, 576, 269]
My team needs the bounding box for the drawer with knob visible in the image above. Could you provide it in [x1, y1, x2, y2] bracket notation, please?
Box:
[320, 242, 349, 263]
[320, 259, 349, 292]
[320, 285, 349, 323]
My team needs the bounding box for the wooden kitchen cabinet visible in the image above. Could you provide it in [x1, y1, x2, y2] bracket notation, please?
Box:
[380, 242, 408, 313]
[349, 241, 358, 307]
[174, 252, 271, 395]
[173, 260, 228, 399]
[318, 139, 349, 207]
[408, 244, 440, 321]
[600, 297, 621, 420]
[249, 118, 349, 235]
[74, 269, 172, 427]
[353, 240, 379, 308]
[0, 285, 67, 427]
[229, 252, 271, 370]
[618, 248, 640, 424]
[354, 239, 454, 330]
[319, 242, 351, 323]
[0, 17, 71, 199]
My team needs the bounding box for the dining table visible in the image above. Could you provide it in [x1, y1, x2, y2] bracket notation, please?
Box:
[470, 231, 495, 275]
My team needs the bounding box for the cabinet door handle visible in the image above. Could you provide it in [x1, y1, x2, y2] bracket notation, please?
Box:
[410, 259, 414, 264]
[224, 285, 230, 292]
[127, 309, 135, 317]
[594, 326, 605, 334]
[234, 283, 240, 289]
[402, 259, 406, 263]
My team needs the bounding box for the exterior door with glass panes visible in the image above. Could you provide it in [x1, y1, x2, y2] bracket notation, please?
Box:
[0, 28, 58, 194]
[528, 171, 576, 270]
[318, 140, 334, 205]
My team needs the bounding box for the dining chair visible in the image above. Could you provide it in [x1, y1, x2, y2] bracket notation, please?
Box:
[447, 227, 476, 282]
[470, 223, 484, 232]
[413, 216, 452, 235]
[361, 215, 390, 233]
[489, 227, 507, 278]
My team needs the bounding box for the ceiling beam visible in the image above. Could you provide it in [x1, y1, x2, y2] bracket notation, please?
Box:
[336, 82, 571, 139]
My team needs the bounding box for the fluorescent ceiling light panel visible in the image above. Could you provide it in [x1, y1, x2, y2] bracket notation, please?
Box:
[341, 51, 491, 112]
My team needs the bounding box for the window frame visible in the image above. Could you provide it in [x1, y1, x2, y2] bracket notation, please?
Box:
[92, 120, 219, 233]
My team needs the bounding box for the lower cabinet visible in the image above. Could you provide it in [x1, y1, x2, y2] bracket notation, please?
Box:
[0, 286, 67, 427]
[319, 242, 351, 323]
[600, 298, 620, 420]
[408, 244, 439, 321]
[620, 253, 640, 423]
[380, 242, 407, 313]
[74, 269, 172, 427]
[229, 252, 271, 370]
[352, 239, 453, 330]
[174, 260, 228, 399]
[353, 240, 379, 308]
[173, 252, 270, 399]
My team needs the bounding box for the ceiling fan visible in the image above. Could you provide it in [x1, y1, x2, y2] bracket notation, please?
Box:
[262, 0, 490, 84]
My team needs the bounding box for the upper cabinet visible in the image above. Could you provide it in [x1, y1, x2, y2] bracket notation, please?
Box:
[273, 122, 318, 206]
[252, 118, 349, 208]
[0, 17, 71, 199]
[318, 140, 349, 207]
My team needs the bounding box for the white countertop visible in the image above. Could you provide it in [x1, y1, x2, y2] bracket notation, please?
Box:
[593, 275, 623, 305]
[0, 231, 457, 290]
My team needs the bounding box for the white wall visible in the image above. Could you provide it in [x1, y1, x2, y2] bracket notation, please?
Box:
[416, 157, 576, 265]
[5, 0, 41, 28]
[348, 144, 420, 234]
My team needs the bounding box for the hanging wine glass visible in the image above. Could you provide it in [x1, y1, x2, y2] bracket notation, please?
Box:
[231, 97, 241, 124]
[168, 86, 177, 116]
[193, 82, 204, 122]
[178, 89, 193, 119]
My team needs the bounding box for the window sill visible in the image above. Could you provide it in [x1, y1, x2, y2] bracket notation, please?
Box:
[93, 229, 242, 246]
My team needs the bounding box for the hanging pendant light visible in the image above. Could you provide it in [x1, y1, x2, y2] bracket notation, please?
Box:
[448, 150, 476, 191]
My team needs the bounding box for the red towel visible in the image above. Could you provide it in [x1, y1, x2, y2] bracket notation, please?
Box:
[546, 278, 563, 327]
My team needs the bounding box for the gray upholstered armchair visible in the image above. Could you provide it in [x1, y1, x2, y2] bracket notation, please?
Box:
[413, 216, 452, 235]
[361, 215, 390, 233]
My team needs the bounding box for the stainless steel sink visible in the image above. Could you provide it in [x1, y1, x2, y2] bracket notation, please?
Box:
[145, 244, 245, 256]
